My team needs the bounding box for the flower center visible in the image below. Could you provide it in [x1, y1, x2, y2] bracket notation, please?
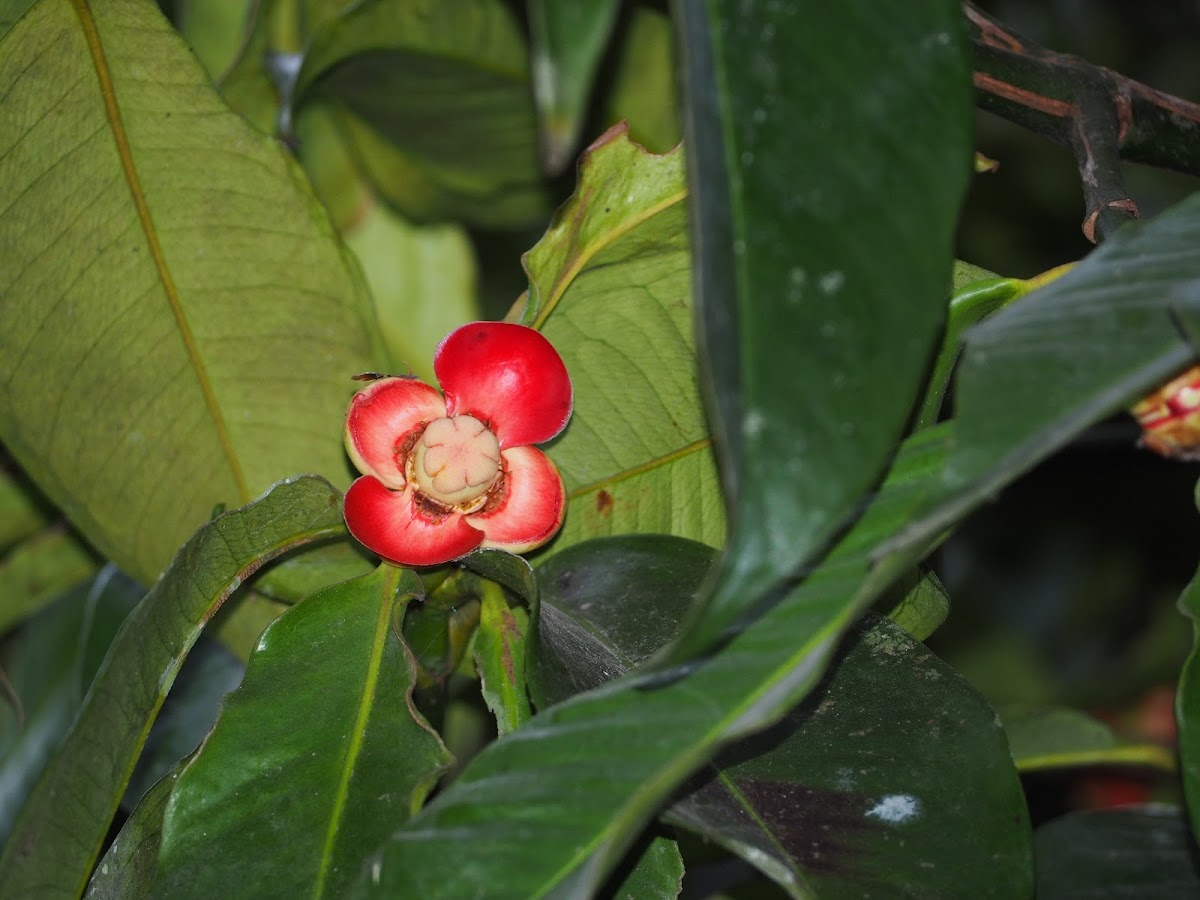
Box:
[412, 415, 501, 508]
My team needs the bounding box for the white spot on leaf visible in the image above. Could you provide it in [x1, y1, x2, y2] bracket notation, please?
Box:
[866, 794, 920, 824]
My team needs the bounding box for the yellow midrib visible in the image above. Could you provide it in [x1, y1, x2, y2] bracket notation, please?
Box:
[71, 0, 250, 504]
[567, 437, 712, 500]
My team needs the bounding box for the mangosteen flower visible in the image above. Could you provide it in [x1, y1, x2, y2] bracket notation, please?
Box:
[343, 322, 573, 566]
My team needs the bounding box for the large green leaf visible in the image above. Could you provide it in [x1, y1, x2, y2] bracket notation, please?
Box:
[670, 0, 972, 658]
[0, 476, 344, 899]
[294, 0, 547, 228]
[154, 565, 451, 898]
[350, 426, 955, 897]
[526, 0, 621, 174]
[1034, 806, 1200, 897]
[0, 570, 140, 846]
[534, 541, 1030, 897]
[518, 127, 725, 554]
[0, 0, 380, 584]
[892, 193, 1200, 557]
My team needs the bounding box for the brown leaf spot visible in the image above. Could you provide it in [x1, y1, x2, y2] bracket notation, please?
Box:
[596, 489, 613, 515]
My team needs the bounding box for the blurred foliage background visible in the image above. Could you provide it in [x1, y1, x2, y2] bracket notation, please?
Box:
[947, 0, 1200, 821]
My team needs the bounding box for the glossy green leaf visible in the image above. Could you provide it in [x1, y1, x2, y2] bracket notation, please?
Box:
[1002, 705, 1175, 774]
[0, 570, 140, 846]
[894, 194, 1200, 557]
[0, 477, 344, 898]
[351, 426, 956, 897]
[0, 527, 98, 635]
[526, 0, 621, 174]
[518, 127, 725, 554]
[294, 0, 547, 227]
[474, 581, 531, 735]
[670, 0, 972, 658]
[534, 542, 1029, 896]
[85, 766, 179, 900]
[155, 565, 451, 898]
[604, 5, 680, 154]
[884, 568, 951, 641]
[0, 0, 380, 584]
[1034, 806, 1200, 898]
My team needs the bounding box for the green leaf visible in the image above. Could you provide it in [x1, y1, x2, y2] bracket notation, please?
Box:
[0, 477, 344, 898]
[0, 527, 99, 635]
[1034, 806, 1200, 897]
[519, 128, 725, 554]
[0, 0, 381, 584]
[473, 580, 531, 735]
[0, 570, 140, 846]
[85, 766, 179, 900]
[533, 541, 1029, 896]
[915, 262, 1024, 429]
[294, 0, 547, 228]
[893, 194, 1200, 557]
[603, 5, 680, 154]
[611, 834, 684, 899]
[526, 0, 621, 174]
[670, 0, 972, 658]
[252, 539, 374, 604]
[173, 0, 255, 80]
[155, 565, 451, 898]
[351, 426, 957, 897]
[1002, 705, 1175, 774]
[885, 568, 951, 641]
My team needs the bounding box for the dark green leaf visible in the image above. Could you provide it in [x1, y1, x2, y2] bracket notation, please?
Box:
[155, 565, 451, 898]
[534, 543, 1029, 897]
[1034, 806, 1200, 898]
[671, 0, 972, 657]
[610, 834, 684, 899]
[526, 0, 622, 173]
[294, 0, 547, 227]
[0, 0, 381, 583]
[252, 539, 375, 604]
[0, 477, 344, 898]
[350, 427, 956, 897]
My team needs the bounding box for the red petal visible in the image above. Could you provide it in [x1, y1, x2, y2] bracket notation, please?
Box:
[345, 377, 446, 488]
[435, 322, 572, 448]
[472, 446, 565, 552]
[344, 477, 484, 566]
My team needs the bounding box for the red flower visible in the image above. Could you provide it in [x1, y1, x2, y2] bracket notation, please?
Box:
[343, 322, 573, 566]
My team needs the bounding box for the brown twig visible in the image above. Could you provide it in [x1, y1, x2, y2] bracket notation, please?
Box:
[965, 2, 1200, 242]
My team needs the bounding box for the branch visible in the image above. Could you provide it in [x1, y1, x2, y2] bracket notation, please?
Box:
[965, 2, 1200, 242]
